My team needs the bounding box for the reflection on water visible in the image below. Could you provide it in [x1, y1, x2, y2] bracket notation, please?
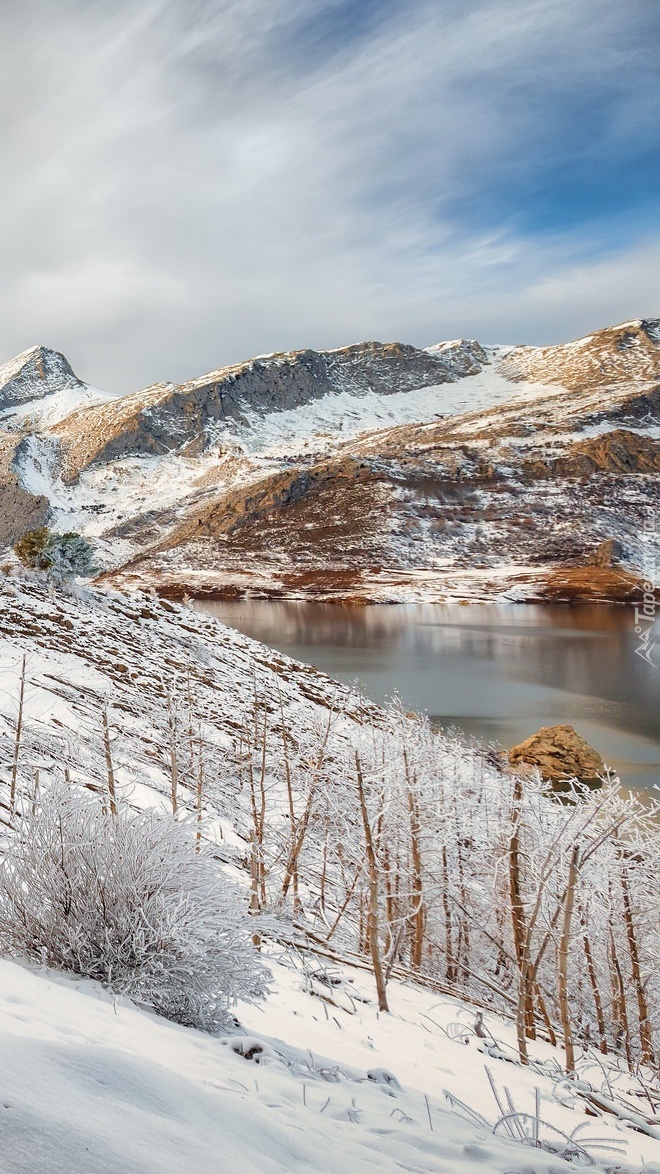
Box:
[193, 601, 660, 792]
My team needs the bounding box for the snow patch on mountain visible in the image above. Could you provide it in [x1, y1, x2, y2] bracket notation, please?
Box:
[211, 356, 563, 458]
[1, 383, 120, 430]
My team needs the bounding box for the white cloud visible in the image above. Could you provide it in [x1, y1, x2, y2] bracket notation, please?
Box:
[0, 0, 658, 390]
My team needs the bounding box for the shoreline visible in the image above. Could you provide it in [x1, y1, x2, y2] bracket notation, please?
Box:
[99, 563, 644, 607]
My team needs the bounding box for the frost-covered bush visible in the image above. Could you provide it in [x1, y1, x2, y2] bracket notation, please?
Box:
[0, 785, 269, 1031]
[46, 531, 97, 580]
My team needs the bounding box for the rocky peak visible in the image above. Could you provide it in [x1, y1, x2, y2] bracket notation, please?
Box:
[640, 318, 660, 344]
[0, 345, 83, 412]
[424, 338, 489, 376]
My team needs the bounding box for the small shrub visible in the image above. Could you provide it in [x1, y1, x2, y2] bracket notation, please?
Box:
[13, 526, 52, 571]
[0, 785, 269, 1031]
[13, 527, 97, 580]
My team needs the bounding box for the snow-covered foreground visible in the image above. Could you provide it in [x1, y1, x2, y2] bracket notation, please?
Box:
[2, 951, 658, 1174]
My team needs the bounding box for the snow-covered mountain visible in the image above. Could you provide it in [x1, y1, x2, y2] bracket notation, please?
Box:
[0, 345, 83, 413]
[0, 345, 118, 425]
[1, 319, 658, 601]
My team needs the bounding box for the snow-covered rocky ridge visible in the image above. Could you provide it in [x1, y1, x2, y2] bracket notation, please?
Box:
[0, 319, 659, 601]
[0, 346, 83, 414]
[1, 576, 660, 1173]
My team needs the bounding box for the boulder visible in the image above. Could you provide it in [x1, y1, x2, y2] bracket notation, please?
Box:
[508, 724, 606, 789]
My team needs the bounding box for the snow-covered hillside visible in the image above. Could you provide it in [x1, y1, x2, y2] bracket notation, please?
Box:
[227, 351, 560, 457]
[499, 319, 660, 392]
[3, 951, 659, 1174]
[1, 576, 660, 1173]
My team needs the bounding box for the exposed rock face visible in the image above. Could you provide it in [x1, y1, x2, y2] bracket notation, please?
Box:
[181, 338, 487, 421]
[424, 338, 489, 373]
[51, 382, 184, 479]
[509, 725, 607, 788]
[0, 346, 83, 412]
[588, 538, 626, 567]
[571, 430, 660, 474]
[53, 340, 486, 477]
[0, 434, 49, 545]
[524, 430, 660, 479]
[603, 383, 660, 425]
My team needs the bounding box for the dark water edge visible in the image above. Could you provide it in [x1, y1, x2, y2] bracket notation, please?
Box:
[192, 600, 660, 794]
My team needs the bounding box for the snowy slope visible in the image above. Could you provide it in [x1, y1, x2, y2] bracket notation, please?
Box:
[1, 576, 660, 1172]
[1, 953, 657, 1174]
[232, 353, 563, 457]
[0, 382, 120, 430]
[0, 576, 381, 809]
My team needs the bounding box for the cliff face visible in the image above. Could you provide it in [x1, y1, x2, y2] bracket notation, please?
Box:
[49, 339, 487, 477]
[0, 435, 49, 546]
[1, 319, 659, 603]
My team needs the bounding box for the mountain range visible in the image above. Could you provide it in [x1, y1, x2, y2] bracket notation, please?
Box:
[1, 318, 658, 602]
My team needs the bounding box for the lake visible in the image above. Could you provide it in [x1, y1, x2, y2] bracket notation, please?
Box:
[193, 600, 660, 793]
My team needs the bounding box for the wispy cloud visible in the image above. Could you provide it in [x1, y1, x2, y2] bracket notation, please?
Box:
[1, 0, 658, 390]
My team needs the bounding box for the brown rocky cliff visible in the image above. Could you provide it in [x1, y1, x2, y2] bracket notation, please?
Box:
[524, 430, 660, 480]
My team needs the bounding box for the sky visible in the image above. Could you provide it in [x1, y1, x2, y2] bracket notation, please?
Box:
[1, 0, 659, 393]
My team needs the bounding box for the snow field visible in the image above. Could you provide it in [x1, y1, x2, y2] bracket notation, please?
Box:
[1, 951, 658, 1174]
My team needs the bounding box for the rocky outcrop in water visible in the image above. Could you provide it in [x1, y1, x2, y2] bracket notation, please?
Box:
[508, 724, 607, 788]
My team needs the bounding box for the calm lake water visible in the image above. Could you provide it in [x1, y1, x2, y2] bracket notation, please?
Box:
[194, 601, 660, 793]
